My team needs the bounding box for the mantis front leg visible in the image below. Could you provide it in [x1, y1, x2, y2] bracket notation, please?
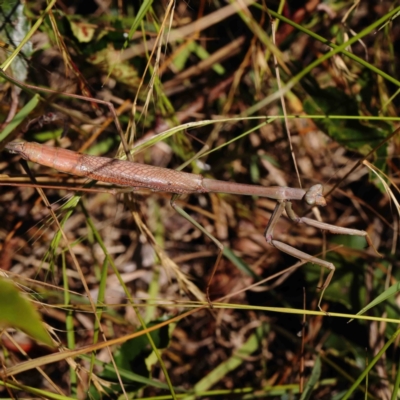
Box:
[265, 200, 380, 312]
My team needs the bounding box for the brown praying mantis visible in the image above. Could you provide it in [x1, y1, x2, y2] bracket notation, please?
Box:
[5, 140, 381, 310]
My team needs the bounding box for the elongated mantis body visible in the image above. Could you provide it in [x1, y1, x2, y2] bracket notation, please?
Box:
[5, 140, 380, 309]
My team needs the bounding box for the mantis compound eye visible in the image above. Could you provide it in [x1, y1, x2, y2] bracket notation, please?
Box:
[305, 184, 326, 206]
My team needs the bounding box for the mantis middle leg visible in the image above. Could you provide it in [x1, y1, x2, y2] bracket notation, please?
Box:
[170, 194, 224, 306]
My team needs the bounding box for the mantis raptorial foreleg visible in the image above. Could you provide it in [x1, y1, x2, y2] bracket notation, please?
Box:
[265, 200, 380, 311]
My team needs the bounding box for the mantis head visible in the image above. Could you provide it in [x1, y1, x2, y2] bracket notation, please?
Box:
[304, 184, 326, 207]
